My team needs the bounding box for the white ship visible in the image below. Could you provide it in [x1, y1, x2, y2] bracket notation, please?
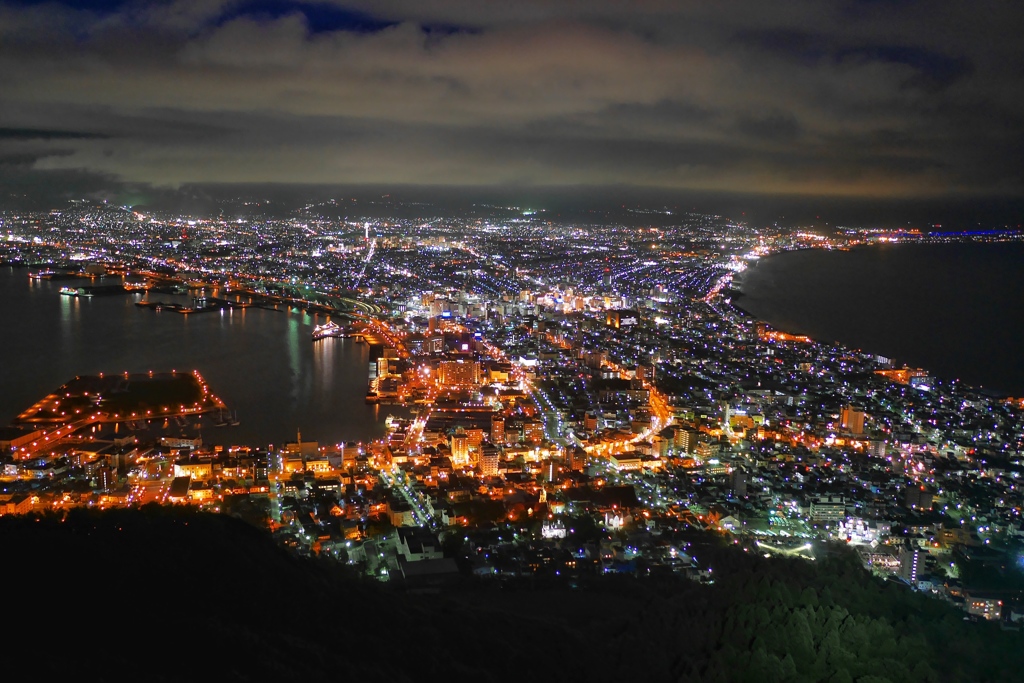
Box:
[312, 320, 345, 341]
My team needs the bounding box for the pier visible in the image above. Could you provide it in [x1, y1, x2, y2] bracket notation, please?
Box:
[135, 296, 250, 314]
[9, 371, 227, 458]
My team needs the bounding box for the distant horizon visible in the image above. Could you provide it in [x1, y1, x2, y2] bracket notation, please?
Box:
[4, 181, 1023, 232]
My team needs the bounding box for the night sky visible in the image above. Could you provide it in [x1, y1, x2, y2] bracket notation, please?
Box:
[1, 0, 1022, 206]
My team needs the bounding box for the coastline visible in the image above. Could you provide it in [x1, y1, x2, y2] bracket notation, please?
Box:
[731, 241, 1024, 397]
[0, 268, 401, 445]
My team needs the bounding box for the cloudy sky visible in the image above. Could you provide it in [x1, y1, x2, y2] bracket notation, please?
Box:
[1, 0, 1022, 202]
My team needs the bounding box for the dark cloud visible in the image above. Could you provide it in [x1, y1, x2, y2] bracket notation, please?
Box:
[734, 113, 803, 143]
[835, 45, 973, 91]
[0, 0, 1020, 201]
[216, 1, 397, 34]
[0, 127, 107, 140]
[736, 28, 831, 66]
[737, 29, 973, 92]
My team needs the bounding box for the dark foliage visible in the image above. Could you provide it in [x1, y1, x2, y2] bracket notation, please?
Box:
[6, 507, 1022, 682]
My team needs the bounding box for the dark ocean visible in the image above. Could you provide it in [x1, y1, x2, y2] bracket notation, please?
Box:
[736, 242, 1024, 396]
[0, 268, 408, 447]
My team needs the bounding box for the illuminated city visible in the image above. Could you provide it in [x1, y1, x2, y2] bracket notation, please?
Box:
[3, 203, 1023, 586]
[3, 0, 1024, 680]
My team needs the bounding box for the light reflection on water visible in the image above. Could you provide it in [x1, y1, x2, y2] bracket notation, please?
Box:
[1, 268, 409, 447]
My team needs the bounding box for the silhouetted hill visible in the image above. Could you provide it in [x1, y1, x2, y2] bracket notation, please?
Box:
[6, 507, 1024, 682]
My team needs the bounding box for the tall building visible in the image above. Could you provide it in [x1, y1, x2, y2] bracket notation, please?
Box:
[438, 360, 481, 387]
[254, 453, 270, 482]
[450, 428, 469, 467]
[636, 363, 654, 383]
[490, 416, 505, 444]
[98, 465, 114, 492]
[427, 335, 445, 354]
[840, 405, 866, 435]
[522, 419, 544, 445]
[464, 428, 485, 449]
[480, 446, 499, 477]
[676, 427, 699, 454]
[730, 467, 748, 497]
[899, 544, 921, 583]
[567, 447, 587, 472]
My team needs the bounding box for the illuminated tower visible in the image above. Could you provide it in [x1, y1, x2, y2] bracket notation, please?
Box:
[490, 416, 505, 444]
[450, 428, 469, 466]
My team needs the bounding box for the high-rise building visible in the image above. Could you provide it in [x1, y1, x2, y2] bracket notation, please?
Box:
[730, 468, 748, 497]
[450, 428, 469, 467]
[438, 360, 481, 387]
[567, 447, 587, 472]
[840, 405, 866, 435]
[676, 427, 699, 454]
[254, 453, 270, 482]
[899, 544, 921, 583]
[636, 364, 654, 383]
[427, 335, 445, 354]
[480, 446, 499, 477]
[98, 465, 114, 492]
[490, 416, 505, 444]
[523, 419, 544, 445]
[464, 428, 485, 449]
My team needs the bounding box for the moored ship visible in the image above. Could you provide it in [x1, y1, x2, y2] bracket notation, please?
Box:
[312, 320, 345, 340]
[59, 286, 93, 297]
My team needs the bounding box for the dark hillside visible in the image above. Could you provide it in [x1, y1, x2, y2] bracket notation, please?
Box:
[6, 507, 1023, 682]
